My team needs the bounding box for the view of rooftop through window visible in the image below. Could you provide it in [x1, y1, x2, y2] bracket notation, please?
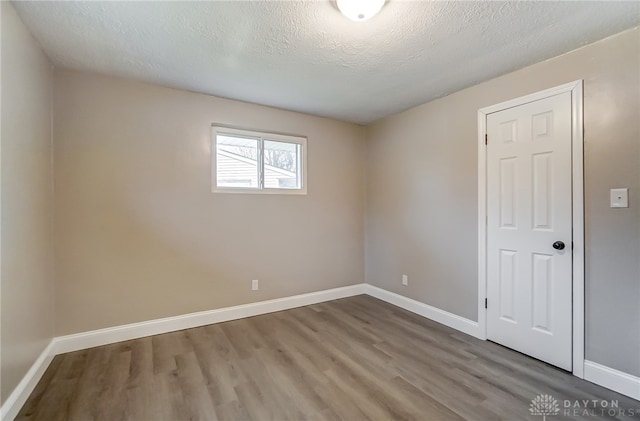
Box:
[215, 132, 303, 191]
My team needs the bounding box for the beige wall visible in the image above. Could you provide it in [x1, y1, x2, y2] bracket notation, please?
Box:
[1, 2, 55, 404]
[366, 28, 640, 376]
[2, 6, 637, 402]
[53, 70, 366, 335]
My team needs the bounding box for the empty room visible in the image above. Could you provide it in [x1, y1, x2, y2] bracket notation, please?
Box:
[1, 0, 639, 420]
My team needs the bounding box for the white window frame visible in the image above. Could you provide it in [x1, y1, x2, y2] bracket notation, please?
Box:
[211, 125, 307, 195]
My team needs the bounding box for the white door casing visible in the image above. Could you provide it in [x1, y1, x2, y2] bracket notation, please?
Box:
[478, 80, 585, 378]
[486, 92, 572, 370]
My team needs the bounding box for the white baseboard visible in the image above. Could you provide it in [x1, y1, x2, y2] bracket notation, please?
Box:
[4, 283, 639, 420]
[52, 283, 367, 355]
[1, 283, 366, 420]
[0, 340, 55, 421]
[366, 285, 640, 401]
[584, 360, 640, 401]
[364, 284, 483, 339]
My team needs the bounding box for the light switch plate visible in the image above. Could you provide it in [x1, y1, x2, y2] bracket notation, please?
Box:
[610, 188, 628, 208]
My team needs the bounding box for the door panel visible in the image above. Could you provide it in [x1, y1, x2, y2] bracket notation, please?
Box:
[499, 157, 517, 228]
[532, 252, 552, 333]
[532, 152, 552, 230]
[499, 249, 517, 322]
[486, 91, 572, 371]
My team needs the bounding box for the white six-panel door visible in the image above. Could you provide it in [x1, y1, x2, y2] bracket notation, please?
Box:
[486, 91, 573, 371]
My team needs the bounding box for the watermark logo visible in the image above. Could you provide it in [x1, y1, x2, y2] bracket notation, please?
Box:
[530, 394, 560, 420]
[529, 394, 639, 418]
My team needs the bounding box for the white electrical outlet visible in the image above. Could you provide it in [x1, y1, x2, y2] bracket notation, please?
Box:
[402, 274, 408, 286]
[252, 279, 259, 291]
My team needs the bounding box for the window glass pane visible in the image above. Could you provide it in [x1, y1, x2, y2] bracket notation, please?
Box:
[263, 140, 301, 189]
[216, 134, 259, 189]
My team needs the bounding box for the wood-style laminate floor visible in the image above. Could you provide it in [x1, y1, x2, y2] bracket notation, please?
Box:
[17, 295, 640, 421]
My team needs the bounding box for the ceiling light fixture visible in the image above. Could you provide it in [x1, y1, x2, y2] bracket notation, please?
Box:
[337, 0, 385, 22]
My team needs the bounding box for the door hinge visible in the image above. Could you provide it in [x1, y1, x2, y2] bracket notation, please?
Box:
[485, 134, 488, 145]
[485, 298, 488, 309]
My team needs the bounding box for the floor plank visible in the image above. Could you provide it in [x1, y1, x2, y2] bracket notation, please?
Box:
[16, 295, 640, 420]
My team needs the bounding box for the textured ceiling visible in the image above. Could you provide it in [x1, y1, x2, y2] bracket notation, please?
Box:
[12, 1, 640, 124]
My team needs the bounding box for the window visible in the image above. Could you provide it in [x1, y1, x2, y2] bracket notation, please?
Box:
[212, 126, 307, 194]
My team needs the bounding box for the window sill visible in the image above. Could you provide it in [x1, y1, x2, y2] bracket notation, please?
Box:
[212, 187, 307, 195]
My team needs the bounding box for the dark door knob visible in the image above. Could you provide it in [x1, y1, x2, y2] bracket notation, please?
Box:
[553, 241, 565, 250]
